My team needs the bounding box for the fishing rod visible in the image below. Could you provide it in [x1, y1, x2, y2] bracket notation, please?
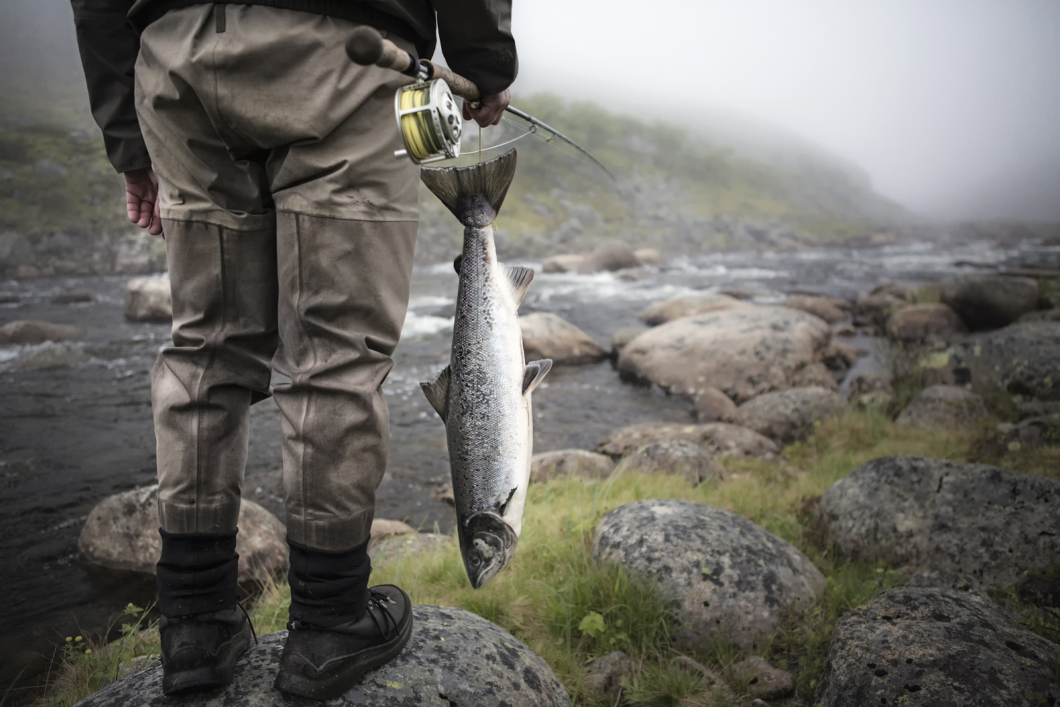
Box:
[346, 26, 615, 180]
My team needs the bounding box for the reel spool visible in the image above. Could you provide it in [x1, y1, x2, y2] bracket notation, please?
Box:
[395, 79, 463, 164]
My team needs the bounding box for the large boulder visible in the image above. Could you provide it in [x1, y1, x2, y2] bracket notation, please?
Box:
[692, 387, 740, 423]
[637, 294, 752, 326]
[815, 586, 1059, 707]
[995, 413, 1060, 453]
[885, 303, 967, 343]
[520, 312, 608, 364]
[736, 387, 847, 443]
[77, 485, 288, 585]
[618, 441, 726, 485]
[816, 456, 1060, 589]
[633, 248, 662, 266]
[618, 307, 832, 402]
[925, 322, 1060, 401]
[940, 274, 1039, 330]
[597, 422, 779, 459]
[1019, 307, 1060, 322]
[530, 449, 614, 484]
[0, 320, 82, 345]
[76, 606, 571, 707]
[592, 500, 825, 650]
[576, 241, 641, 273]
[610, 326, 647, 356]
[853, 292, 907, 330]
[782, 295, 848, 324]
[124, 275, 172, 322]
[894, 384, 992, 429]
[541, 254, 584, 273]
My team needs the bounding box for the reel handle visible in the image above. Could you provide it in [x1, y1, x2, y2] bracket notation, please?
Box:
[346, 26, 482, 103]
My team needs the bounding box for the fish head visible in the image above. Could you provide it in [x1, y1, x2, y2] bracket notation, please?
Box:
[459, 511, 519, 589]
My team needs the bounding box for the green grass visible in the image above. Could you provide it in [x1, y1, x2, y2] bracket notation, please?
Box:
[36, 407, 1060, 706]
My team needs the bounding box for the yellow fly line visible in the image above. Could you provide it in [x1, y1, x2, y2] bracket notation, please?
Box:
[398, 85, 444, 161]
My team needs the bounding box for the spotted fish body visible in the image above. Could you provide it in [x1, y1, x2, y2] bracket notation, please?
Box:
[419, 150, 551, 589]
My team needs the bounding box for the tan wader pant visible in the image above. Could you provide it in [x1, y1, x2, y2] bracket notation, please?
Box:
[135, 4, 419, 552]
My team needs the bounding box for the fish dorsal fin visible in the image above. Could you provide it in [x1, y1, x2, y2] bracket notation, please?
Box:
[453, 254, 463, 275]
[420, 150, 518, 227]
[420, 365, 451, 420]
[522, 359, 552, 396]
[503, 265, 535, 307]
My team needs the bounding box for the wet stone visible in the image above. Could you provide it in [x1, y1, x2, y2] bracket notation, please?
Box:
[733, 655, 795, 700]
[582, 651, 634, 701]
[530, 449, 614, 484]
[619, 441, 726, 485]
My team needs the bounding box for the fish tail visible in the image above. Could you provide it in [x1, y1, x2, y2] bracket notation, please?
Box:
[420, 149, 518, 227]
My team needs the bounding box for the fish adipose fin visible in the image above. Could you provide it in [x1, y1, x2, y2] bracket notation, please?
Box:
[522, 359, 552, 396]
[503, 265, 535, 307]
[420, 150, 518, 227]
[420, 365, 451, 419]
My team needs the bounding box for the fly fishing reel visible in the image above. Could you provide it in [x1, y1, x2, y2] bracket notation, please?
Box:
[394, 79, 463, 164]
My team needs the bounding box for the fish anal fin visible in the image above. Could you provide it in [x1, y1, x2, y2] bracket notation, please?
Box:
[503, 265, 535, 307]
[420, 365, 451, 420]
[522, 359, 552, 396]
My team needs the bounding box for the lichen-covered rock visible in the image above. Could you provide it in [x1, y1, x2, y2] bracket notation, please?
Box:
[597, 422, 778, 459]
[846, 372, 895, 409]
[610, 326, 647, 356]
[76, 606, 571, 707]
[894, 385, 991, 429]
[124, 275, 172, 322]
[637, 294, 752, 326]
[619, 441, 726, 485]
[0, 319, 82, 345]
[1017, 399, 1060, 420]
[789, 361, 840, 391]
[815, 587, 1059, 707]
[521, 312, 608, 364]
[732, 656, 795, 700]
[817, 456, 1060, 589]
[692, 387, 740, 423]
[783, 295, 847, 324]
[940, 274, 1040, 330]
[77, 485, 287, 585]
[886, 303, 967, 343]
[582, 651, 634, 701]
[577, 241, 641, 274]
[737, 387, 847, 443]
[592, 500, 826, 650]
[905, 570, 988, 600]
[853, 292, 907, 329]
[530, 449, 614, 484]
[995, 413, 1060, 453]
[923, 322, 1060, 401]
[618, 307, 831, 402]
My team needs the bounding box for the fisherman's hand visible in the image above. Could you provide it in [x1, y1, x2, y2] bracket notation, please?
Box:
[463, 89, 510, 127]
[124, 167, 163, 237]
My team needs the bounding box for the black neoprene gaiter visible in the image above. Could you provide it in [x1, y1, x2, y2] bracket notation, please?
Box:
[156, 529, 239, 617]
[287, 537, 372, 628]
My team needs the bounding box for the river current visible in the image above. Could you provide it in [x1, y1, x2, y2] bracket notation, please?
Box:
[1, 238, 1055, 698]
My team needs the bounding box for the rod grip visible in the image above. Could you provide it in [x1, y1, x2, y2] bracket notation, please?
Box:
[346, 25, 415, 74]
[422, 61, 482, 103]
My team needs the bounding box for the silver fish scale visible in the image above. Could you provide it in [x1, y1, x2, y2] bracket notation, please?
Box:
[446, 224, 527, 518]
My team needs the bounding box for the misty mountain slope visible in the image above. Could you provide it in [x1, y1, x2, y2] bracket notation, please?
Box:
[416, 93, 910, 262]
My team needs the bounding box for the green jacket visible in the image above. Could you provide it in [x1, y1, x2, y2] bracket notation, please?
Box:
[71, 0, 518, 173]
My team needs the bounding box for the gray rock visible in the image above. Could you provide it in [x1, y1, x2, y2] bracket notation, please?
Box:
[846, 372, 894, 409]
[521, 312, 608, 365]
[853, 292, 907, 329]
[817, 456, 1060, 589]
[940, 274, 1040, 330]
[821, 339, 860, 371]
[789, 361, 840, 391]
[886, 303, 967, 343]
[619, 441, 726, 485]
[124, 275, 172, 322]
[541, 254, 584, 273]
[637, 293, 752, 326]
[733, 655, 795, 700]
[582, 651, 633, 701]
[923, 322, 1060, 401]
[718, 286, 759, 301]
[1017, 399, 1060, 420]
[615, 267, 646, 281]
[0, 320, 82, 345]
[530, 449, 614, 484]
[78, 485, 288, 585]
[995, 413, 1060, 452]
[1019, 307, 1060, 322]
[7, 341, 86, 371]
[737, 387, 847, 443]
[369, 533, 451, 567]
[597, 422, 779, 459]
[633, 248, 662, 266]
[783, 295, 847, 324]
[815, 587, 1060, 707]
[577, 241, 640, 273]
[905, 570, 988, 600]
[610, 326, 647, 356]
[692, 387, 740, 423]
[618, 307, 831, 402]
[894, 384, 991, 429]
[76, 606, 571, 707]
[0, 232, 35, 269]
[592, 500, 825, 650]
[52, 289, 96, 305]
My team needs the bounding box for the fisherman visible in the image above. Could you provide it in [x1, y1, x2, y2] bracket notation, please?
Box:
[70, 0, 516, 699]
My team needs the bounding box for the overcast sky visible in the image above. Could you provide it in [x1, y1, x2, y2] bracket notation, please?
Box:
[3, 0, 1059, 220]
[505, 0, 1060, 220]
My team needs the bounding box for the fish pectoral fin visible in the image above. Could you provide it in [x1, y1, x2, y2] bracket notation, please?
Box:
[420, 365, 451, 420]
[503, 265, 535, 307]
[453, 254, 463, 275]
[522, 359, 553, 396]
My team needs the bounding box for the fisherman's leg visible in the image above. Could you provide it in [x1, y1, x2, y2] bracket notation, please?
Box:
[135, 6, 276, 692]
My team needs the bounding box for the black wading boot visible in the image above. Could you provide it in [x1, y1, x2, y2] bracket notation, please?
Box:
[156, 529, 253, 695]
[274, 585, 412, 700]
